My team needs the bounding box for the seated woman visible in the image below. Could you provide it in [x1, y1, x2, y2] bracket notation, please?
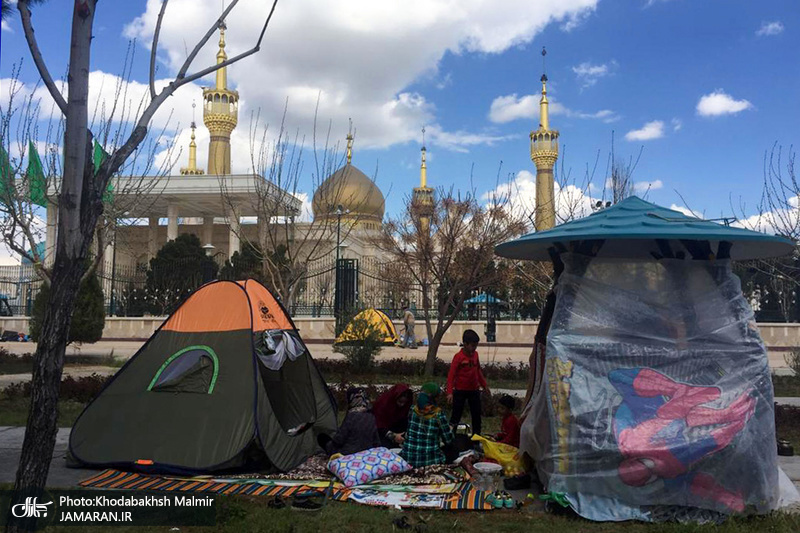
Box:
[400, 383, 454, 467]
[373, 384, 413, 448]
[318, 387, 380, 456]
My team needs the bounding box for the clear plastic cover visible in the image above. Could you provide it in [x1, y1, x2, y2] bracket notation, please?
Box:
[521, 253, 781, 521]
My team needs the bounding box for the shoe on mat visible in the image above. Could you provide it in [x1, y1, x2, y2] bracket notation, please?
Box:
[291, 497, 324, 512]
[267, 496, 286, 509]
[502, 491, 514, 509]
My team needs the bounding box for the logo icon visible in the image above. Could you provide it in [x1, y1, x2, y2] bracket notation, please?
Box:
[11, 497, 52, 518]
[258, 300, 273, 321]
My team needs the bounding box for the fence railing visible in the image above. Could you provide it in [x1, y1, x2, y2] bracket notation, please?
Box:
[0, 261, 535, 321]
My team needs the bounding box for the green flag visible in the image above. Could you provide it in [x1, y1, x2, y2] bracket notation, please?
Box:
[27, 141, 47, 207]
[93, 140, 114, 204]
[0, 143, 12, 201]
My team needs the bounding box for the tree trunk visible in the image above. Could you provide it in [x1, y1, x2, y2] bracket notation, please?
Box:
[424, 327, 446, 377]
[8, 4, 95, 532]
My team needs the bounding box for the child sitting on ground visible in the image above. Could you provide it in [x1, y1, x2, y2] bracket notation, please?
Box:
[447, 329, 490, 435]
[318, 387, 380, 456]
[495, 394, 521, 448]
[401, 383, 454, 467]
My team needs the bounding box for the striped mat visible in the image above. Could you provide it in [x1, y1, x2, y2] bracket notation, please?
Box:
[80, 470, 493, 511]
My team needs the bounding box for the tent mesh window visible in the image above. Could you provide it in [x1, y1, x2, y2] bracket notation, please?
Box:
[148, 346, 219, 394]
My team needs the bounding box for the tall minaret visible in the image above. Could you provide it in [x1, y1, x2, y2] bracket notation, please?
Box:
[530, 47, 559, 231]
[203, 21, 239, 175]
[412, 128, 434, 231]
[180, 102, 205, 175]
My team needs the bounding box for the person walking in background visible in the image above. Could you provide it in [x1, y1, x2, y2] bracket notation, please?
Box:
[402, 305, 417, 349]
[447, 329, 490, 435]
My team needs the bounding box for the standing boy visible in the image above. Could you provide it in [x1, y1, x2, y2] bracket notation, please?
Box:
[447, 329, 490, 435]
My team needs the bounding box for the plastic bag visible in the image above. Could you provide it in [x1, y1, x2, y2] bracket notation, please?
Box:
[522, 254, 780, 521]
[471, 434, 525, 476]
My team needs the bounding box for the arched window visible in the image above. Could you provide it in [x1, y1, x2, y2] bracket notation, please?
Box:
[147, 345, 219, 394]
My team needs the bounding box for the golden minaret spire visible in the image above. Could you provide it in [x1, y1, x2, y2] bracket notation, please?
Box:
[181, 102, 205, 175]
[530, 46, 559, 231]
[412, 127, 434, 230]
[203, 18, 239, 175]
[346, 120, 354, 165]
[216, 21, 228, 89]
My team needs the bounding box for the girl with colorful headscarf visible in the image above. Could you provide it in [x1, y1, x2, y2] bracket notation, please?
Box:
[400, 383, 455, 467]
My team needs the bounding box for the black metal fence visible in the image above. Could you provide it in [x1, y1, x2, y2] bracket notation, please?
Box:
[0, 258, 532, 320]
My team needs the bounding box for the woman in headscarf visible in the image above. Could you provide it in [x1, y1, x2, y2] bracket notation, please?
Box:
[400, 383, 455, 467]
[373, 384, 413, 448]
[317, 387, 380, 456]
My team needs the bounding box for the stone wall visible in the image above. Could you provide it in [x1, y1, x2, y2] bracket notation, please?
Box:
[3, 317, 800, 353]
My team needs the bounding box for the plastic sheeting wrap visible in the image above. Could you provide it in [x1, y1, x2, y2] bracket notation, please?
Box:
[522, 254, 782, 521]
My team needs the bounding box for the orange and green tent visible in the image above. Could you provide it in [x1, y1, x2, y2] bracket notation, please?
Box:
[69, 279, 337, 474]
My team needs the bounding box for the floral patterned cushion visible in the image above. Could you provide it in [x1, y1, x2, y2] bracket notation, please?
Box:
[327, 447, 411, 487]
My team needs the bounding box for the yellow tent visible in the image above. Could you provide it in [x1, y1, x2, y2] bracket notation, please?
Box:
[335, 308, 399, 345]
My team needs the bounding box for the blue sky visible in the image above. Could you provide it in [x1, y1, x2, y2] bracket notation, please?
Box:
[1, 0, 798, 223]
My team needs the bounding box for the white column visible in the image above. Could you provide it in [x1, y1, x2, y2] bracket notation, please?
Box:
[148, 217, 159, 260]
[45, 202, 57, 266]
[167, 204, 179, 241]
[227, 207, 240, 259]
[203, 216, 214, 246]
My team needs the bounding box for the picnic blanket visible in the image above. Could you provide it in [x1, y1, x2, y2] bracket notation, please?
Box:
[80, 470, 493, 510]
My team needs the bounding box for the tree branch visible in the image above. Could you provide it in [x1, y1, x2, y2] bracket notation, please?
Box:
[18, 0, 68, 115]
[100, 0, 280, 181]
[148, 0, 170, 100]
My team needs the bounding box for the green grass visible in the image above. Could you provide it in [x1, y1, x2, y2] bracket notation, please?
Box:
[326, 373, 528, 390]
[0, 396, 86, 427]
[26, 494, 800, 532]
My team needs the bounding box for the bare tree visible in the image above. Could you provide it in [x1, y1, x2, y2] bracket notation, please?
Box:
[731, 143, 800, 322]
[220, 108, 376, 309]
[377, 184, 527, 376]
[599, 131, 643, 205]
[4, 1, 280, 526]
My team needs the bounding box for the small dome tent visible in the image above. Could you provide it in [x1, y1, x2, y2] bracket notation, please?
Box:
[495, 196, 798, 521]
[335, 308, 399, 346]
[68, 279, 337, 474]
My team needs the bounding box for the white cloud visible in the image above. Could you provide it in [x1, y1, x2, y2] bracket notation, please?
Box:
[483, 168, 598, 226]
[572, 60, 615, 88]
[488, 93, 617, 124]
[7, 71, 205, 134]
[671, 118, 682, 131]
[125, 0, 599, 152]
[756, 21, 784, 37]
[669, 204, 703, 219]
[1, 20, 12, 33]
[625, 120, 664, 141]
[633, 179, 663, 194]
[696, 90, 753, 117]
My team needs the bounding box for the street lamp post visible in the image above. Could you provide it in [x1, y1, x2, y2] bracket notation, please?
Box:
[332, 204, 349, 264]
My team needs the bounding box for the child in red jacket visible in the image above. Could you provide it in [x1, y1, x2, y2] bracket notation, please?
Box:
[447, 329, 490, 435]
[495, 394, 521, 448]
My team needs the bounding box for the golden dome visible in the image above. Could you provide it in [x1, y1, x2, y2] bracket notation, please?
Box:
[312, 164, 385, 229]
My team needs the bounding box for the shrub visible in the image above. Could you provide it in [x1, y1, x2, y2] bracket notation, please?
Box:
[333, 313, 385, 369]
[30, 269, 106, 344]
[2, 373, 110, 402]
[785, 347, 800, 379]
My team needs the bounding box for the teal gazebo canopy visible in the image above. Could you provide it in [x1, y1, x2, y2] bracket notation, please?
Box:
[495, 196, 795, 261]
[464, 293, 507, 306]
